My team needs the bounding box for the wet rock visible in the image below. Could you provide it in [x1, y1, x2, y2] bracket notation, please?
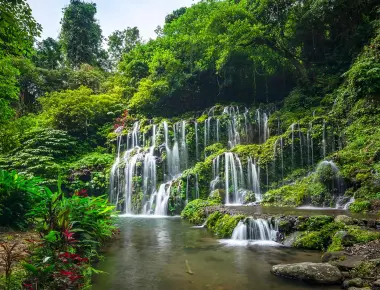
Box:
[335, 231, 357, 247]
[342, 271, 351, 278]
[342, 278, 364, 289]
[322, 251, 346, 263]
[271, 262, 343, 284]
[333, 255, 364, 271]
[283, 231, 303, 247]
[335, 215, 355, 225]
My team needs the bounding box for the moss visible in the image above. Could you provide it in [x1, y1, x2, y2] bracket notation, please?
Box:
[204, 143, 226, 157]
[293, 231, 325, 250]
[346, 226, 380, 243]
[349, 200, 371, 213]
[262, 181, 308, 207]
[181, 199, 221, 224]
[297, 215, 334, 231]
[212, 214, 245, 238]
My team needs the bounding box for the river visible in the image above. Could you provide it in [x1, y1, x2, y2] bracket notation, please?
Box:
[93, 217, 339, 290]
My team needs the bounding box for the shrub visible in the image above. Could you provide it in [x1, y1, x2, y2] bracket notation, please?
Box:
[0, 170, 43, 228]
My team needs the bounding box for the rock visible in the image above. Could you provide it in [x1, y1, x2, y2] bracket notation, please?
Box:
[342, 278, 364, 289]
[335, 215, 355, 225]
[333, 255, 365, 271]
[342, 271, 351, 278]
[347, 288, 370, 290]
[334, 230, 356, 247]
[322, 251, 346, 263]
[373, 279, 380, 287]
[271, 262, 342, 284]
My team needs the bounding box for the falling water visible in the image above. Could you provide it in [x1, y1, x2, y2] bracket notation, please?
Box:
[247, 158, 261, 201]
[224, 106, 241, 148]
[225, 152, 245, 204]
[231, 218, 278, 241]
[195, 121, 199, 161]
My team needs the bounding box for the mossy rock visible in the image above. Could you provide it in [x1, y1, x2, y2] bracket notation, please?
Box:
[297, 215, 334, 231]
[349, 200, 371, 213]
[181, 199, 221, 225]
[243, 190, 256, 204]
[212, 214, 245, 238]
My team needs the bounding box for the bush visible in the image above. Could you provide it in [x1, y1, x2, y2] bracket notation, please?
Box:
[0, 170, 43, 228]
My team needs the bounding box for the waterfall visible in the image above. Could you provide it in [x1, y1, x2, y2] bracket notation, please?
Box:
[216, 119, 220, 143]
[210, 155, 220, 192]
[291, 123, 295, 169]
[224, 106, 241, 148]
[322, 120, 327, 158]
[247, 157, 261, 201]
[225, 152, 245, 204]
[195, 121, 199, 161]
[195, 174, 199, 199]
[232, 218, 278, 241]
[298, 122, 303, 168]
[154, 183, 172, 216]
[186, 175, 190, 204]
[263, 113, 269, 143]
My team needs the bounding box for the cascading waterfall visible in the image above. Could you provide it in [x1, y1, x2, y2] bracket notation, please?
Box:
[224, 106, 241, 148]
[224, 152, 245, 204]
[231, 218, 278, 241]
[247, 158, 261, 201]
[195, 121, 199, 161]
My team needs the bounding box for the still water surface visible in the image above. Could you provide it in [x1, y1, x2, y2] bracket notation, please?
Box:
[93, 217, 339, 290]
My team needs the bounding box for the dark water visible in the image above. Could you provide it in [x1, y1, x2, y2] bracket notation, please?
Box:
[93, 217, 339, 290]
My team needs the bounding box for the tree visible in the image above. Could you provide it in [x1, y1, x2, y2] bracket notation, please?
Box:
[107, 27, 141, 65]
[165, 7, 187, 24]
[60, 0, 103, 67]
[34, 37, 63, 70]
[0, 0, 41, 123]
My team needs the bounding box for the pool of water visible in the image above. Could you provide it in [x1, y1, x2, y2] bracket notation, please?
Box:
[93, 217, 339, 290]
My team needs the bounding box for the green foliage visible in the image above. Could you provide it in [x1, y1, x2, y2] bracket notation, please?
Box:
[39, 86, 123, 136]
[0, 170, 43, 228]
[23, 188, 116, 289]
[349, 200, 371, 213]
[34, 37, 63, 70]
[60, 0, 104, 67]
[107, 27, 141, 65]
[0, 128, 78, 183]
[297, 215, 334, 231]
[181, 199, 221, 225]
[208, 213, 245, 238]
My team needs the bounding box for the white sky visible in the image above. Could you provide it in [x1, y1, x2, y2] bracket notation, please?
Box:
[27, 0, 198, 41]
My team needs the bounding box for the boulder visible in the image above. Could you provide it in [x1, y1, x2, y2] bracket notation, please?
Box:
[334, 230, 356, 247]
[322, 251, 346, 263]
[333, 256, 365, 271]
[335, 215, 355, 225]
[372, 279, 380, 290]
[342, 278, 364, 289]
[271, 262, 342, 284]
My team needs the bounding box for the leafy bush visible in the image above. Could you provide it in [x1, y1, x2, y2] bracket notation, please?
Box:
[24, 188, 116, 289]
[0, 170, 43, 228]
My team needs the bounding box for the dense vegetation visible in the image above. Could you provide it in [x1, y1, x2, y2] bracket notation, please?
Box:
[0, 0, 379, 288]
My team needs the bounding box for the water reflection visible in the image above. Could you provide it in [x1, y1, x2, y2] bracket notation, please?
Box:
[93, 217, 339, 290]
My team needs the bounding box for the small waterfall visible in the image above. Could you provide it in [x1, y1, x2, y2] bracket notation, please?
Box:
[154, 183, 172, 216]
[186, 175, 190, 204]
[298, 122, 303, 168]
[210, 155, 220, 192]
[291, 123, 295, 169]
[216, 119, 220, 143]
[322, 120, 327, 158]
[224, 106, 241, 148]
[195, 174, 200, 199]
[263, 113, 269, 143]
[247, 158, 261, 201]
[231, 218, 278, 241]
[195, 121, 199, 161]
[224, 152, 245, 204]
